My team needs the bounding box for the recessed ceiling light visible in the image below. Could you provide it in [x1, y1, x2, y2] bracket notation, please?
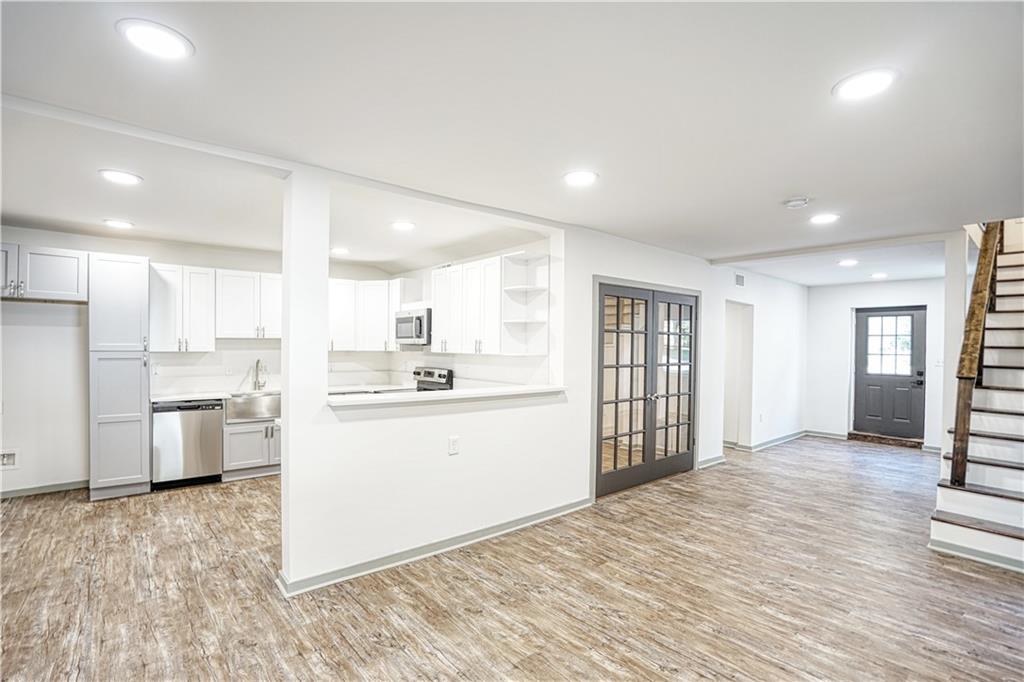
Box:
[782, 197, 810, 209]
[116, 18, 195, 60]
[838, 259, 859, 267]
[392, 221, 416, 232]
[563, 170, 598, 187]
[103, 218, 134, 230]
[871, 272, 888, 280]
[832, 69, 897, 101]
[331, 247, 350, 256]
[98, 169, 143, 186]
[810, 213, 840, 225]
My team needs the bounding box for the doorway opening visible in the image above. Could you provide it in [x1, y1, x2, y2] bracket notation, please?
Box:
[596, 283, 698, 497]
[723, 301, 753, 450]
[852, 306, 927, 443]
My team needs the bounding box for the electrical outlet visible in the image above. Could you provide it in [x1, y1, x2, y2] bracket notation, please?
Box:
[448, 436, 460, 456]
[759, 413, 764, 423]
[1, 450, 17, 468]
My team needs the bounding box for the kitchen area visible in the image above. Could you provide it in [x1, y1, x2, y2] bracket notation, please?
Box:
[0, 112, 558, 500]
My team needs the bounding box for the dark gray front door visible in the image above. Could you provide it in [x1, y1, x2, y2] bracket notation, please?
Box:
[597, 284, 697, 497]
[853, 306, 926, 439]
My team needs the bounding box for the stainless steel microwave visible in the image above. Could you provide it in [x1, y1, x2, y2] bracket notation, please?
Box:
[395, 309, 431, 345]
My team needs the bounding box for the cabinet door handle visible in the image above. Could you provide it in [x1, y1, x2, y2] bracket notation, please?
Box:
[143, 354, 148, 368]
[143, 336, 148, 351]
[178, 338, 182, 352]
[4, 280, 12, 296]
[185, 338, 189, 352]
[18, 281, 25, 297]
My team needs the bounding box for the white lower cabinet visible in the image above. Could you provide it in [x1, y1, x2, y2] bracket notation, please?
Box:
[223, 422, 276, 471]
[89, 352, 150, 494]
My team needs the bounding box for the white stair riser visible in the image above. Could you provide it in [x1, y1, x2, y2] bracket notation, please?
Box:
[964, 435, 1024, 464]
[985, 311, 1024, 329]
[935, 486, 1023, 526]
[941, 459, 1024, 492]
[997, 280, 1024, 296]
[983, 367, 1024, 388]
[985, 348, 1024, 366]
[996, 297, 1024, 312]
[997, 266, 1024, 281]
[971, 411, 1024, 436]
[997, 252, 1024, 267]
[985, 329, 1024, 347]
[929, 521, 1024, 569]
[974, 388, 1024, 412]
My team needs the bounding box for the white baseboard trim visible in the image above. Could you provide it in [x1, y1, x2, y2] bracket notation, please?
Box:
[89, 481, 150, 501]
[922, 445, 941, 454]
[698, 455, 727, 469]
[802, 429, 849, 441]
[750, 431, 806, 452]
[222, 464, 280, 482]
[928, 539, 1024, 574]
[277, 497, 592, 598]
[0, 479, 88, 499]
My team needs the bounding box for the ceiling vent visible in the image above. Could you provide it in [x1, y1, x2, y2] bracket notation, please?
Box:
[735, 273, 745, 287]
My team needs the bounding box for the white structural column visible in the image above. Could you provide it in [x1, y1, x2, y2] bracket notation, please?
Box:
[941, 230, 969, 454]
[280, 169, 331, 583]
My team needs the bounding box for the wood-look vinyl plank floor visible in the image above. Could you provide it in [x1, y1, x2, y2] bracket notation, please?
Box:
[2, 436, 1022, 680]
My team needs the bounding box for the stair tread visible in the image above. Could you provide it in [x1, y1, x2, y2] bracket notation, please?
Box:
[937, 479, 1024, 502]
[942, 453, 1024, 470]
[995, 293, 1024, 298]
[984, 345, 1024, 350]
[982, 364, 1024, 369]
[931, 510, 1024, 541]
[978, 385, 1024, 392]
[994, 278, 1024, 283]
[972, 406, 1024, 416]
[946, 427, 1024, 442]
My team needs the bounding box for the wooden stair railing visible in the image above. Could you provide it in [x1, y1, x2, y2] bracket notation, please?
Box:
[950, 220, 1004, 487]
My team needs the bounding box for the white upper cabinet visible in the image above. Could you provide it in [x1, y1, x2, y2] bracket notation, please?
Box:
[328, 278, 357, 351]
[460, 257, 502, 354]
[89, 253, 150, 351]
[386, 278, 422, 351]
[149, 263, 183, 352]
[216, 269, 261, 338]
[8, 245, 89, 302]
[215, 269, 281, 339]
[183, 267, 216, 352]
[479, 256, 503, 354]
[258, 273, 282, 339]
[151, 264, 216, 352]
[355, 280, 389, 352]
[1, 242, 19, 297]
[430, 265, 464, 353]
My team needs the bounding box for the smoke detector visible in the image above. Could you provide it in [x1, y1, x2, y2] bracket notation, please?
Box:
[782, 197, 811, 210]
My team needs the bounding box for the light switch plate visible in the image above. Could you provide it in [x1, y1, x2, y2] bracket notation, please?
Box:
[448, 436, 459, 456]
[1, 449, 17, 469]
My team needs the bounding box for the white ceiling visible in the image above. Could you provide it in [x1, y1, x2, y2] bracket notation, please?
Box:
[2, 3, 1022, 260]
[1, 110, 545, 273]
[738, 241, 946, 287]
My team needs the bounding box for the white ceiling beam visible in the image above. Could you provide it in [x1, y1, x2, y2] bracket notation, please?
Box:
[710, 230, 958, 266]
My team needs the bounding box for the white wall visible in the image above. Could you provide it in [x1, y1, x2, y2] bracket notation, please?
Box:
[723, 301, 753, 447]
[280, 218, 810, 589]
[0, 224, 389, 493]
[805, 278, 946, 449]
[714, 269, 808, 448]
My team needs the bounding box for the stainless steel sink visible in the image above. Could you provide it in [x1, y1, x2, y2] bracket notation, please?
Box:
[226, 391, 280, 423]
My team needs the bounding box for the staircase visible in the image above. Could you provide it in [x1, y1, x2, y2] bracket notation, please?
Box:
[930, 219, 1024, 572]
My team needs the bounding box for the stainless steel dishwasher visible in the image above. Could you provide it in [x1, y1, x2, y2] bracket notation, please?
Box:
[152, 399, 224, 483]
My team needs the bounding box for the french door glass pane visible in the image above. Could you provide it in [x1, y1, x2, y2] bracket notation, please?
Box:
[603, 333, 616, 365]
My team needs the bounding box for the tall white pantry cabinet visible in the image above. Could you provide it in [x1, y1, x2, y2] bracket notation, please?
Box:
[88, 252, 152, 500]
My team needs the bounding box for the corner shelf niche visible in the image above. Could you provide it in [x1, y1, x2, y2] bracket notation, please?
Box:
[501, 252, 549, 356]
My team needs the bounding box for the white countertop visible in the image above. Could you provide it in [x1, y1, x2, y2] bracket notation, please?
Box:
[326, 384, 566, 408]
[151, 383, 417, 402]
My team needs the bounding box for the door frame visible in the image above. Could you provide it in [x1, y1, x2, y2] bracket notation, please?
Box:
[589, 275, 702, 501]
[850, 305, 928, 439]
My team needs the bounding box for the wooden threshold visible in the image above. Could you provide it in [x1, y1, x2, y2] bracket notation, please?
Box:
[847, 431, 922, 449]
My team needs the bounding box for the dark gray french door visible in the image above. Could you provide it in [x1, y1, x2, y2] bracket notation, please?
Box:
[853, 306, 926, 439]
[597, 284, 697, 497]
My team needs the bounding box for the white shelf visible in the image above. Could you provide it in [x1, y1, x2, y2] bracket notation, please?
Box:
[503, 285, 548, 293]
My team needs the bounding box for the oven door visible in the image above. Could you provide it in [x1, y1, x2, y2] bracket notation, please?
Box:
[395, 311, 430, 345]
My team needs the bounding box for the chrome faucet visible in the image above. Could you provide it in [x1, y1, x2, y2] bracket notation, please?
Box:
[254, 358, 267, 391]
